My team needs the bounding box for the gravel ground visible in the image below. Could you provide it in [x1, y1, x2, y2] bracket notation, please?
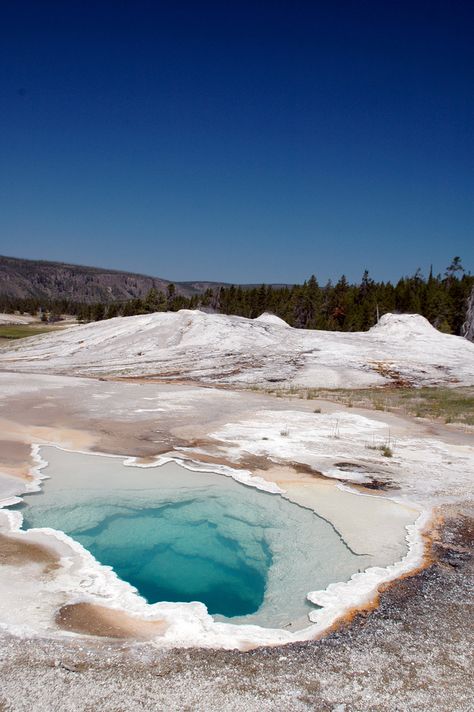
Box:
[1, 508, 472, 712]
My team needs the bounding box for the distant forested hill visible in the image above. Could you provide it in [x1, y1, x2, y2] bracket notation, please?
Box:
[0, 255, 218, 302]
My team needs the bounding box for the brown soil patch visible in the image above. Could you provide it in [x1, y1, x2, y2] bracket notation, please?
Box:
[0, 440, 32, 469]
[291, 462, 324, 477]
[0, 533, 59, 573]
[56, 603, 168, 640]
[89, 418, 186, 459]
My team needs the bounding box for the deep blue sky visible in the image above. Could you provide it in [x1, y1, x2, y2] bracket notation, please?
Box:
[1, 1, 472, 283]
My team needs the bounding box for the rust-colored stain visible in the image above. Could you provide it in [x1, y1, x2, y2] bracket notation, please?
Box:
[369, 361, 414, 388]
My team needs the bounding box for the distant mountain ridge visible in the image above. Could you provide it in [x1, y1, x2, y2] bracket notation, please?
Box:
[0, 255, 291, 303]
[0, 255, 278, 303]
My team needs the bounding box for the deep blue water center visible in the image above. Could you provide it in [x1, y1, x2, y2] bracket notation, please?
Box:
[19, 492, 273, 617]
[72, 505, 271, 617]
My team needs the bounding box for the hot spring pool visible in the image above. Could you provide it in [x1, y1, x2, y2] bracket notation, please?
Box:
[17, 446, 381, 629]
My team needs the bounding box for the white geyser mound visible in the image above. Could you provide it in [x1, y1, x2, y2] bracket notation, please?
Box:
[369, 313, 445, 339]
[254, 312, 290, 328]
[1, 309, 473, 388]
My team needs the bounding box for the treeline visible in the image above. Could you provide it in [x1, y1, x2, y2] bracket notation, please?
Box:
[0, 296, 85, 321]
[218, 259, 473, 334]
[1, 257, 472, 335]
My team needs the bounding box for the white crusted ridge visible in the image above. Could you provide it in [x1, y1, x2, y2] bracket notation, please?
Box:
[0, 314, 32, 325]
[1, 309, 473, 388]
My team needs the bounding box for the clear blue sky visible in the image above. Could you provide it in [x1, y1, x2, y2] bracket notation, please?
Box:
[1, 1, 472, 284]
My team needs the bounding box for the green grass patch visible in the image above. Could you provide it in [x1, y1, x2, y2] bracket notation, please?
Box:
[319, 386, 474, 426]
[0, 325, 55, 340]
[367, 443, 393, 457]
[248, 384, 474, 426]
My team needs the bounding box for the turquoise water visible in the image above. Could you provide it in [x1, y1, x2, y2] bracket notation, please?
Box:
[17, 448, 370, 628]
[59, 501, 270, 617]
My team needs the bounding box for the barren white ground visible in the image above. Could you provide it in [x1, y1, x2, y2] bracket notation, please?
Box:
[1, 310, 473, 387]
[0, 312, 473, 709]
[0, 384, 472, 649]
[0, 311, 473, 652]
